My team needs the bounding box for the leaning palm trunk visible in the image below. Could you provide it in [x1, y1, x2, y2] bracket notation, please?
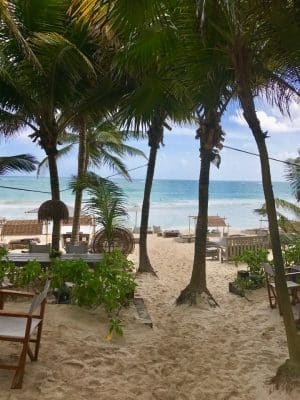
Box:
[47, 151, 61, 252]
[71, 120, 88, 245]
[138, 122, 163, 274]
[237, 75, 300, 368]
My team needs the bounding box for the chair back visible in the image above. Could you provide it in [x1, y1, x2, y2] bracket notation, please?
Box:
[29, 281, 51, 315]
[65, 244, 88, 254]
[262, 263, 274, 277]
[29, 244, 51, 253]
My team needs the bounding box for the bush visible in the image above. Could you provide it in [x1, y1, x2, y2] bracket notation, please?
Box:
[0, 249, 136, 337]
[233, 248, 268, 293]
[282, 239, 300, 267]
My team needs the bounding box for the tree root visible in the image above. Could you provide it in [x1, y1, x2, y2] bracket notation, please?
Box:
[137, 262, 158, 276]
[269, 359, 300, 392]
[176, 285, 219, 307]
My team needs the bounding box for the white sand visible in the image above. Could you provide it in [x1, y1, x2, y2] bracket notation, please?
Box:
[1, 235, 300, 399]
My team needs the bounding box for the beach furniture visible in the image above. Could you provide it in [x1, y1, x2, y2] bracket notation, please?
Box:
[175, 234, 195, 243]
[262, 263, 300, 309]
[7, 253, 103, 267]
[219, 235, 270, 262]
[62, 232, 90, 247]
[91, 228, 134, 256]
[153, 226, 162, 234]
[162, 230, 180, 238]
[65, 244, 88, 254]
[29, 243, 51, 253]
[0, 281, 50, 389]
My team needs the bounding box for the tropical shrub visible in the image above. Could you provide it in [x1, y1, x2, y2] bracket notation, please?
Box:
[0, 249, 136, 337]
[282, 239, 300, 267]
[233, 248, 269, 293]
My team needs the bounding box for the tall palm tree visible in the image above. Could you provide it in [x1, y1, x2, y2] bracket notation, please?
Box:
[71, 0, 193, 274]
[0, 0, 109, 251]
[0, 154, 37, 175]
[202, 0, 300, 377]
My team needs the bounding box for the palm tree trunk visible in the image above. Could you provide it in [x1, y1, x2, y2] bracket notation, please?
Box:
[177, 112, 218, 305]
[71, 119, 87, 245]
[238, 82, 300, 367]
[47, 152, 61, 252]
[138, 143, 158, 274]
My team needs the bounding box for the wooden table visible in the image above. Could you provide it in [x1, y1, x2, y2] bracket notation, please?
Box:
[7, 253, 103, 266]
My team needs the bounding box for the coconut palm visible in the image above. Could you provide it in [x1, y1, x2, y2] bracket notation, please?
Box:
[0, 0, 111, 251]
[199, 0, 300, 378]
[0, 154, 37, 175]
[71, 0, 194, 274]
[38, 119, 145, 244]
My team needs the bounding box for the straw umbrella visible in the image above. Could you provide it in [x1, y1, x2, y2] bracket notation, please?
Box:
[38, 200, 69, 252]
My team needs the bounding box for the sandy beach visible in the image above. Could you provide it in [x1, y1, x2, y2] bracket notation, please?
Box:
[0, 234, 299, 400]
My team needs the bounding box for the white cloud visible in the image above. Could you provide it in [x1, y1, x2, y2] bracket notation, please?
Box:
[230, 100, 300, 134]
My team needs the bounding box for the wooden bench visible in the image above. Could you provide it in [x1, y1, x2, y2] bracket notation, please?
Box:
[220, 235, 269, 262]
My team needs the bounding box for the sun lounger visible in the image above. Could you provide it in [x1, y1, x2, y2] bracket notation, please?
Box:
[163, 230, 180, 238]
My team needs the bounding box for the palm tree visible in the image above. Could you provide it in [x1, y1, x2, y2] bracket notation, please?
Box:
[38, 119, 145, 244]
[202, 0, 300, 378]
[71, 0, 193, 274]
[84, 174, 128, 252]
[0, 0, 107, 251]
[0, 154, 37, 175]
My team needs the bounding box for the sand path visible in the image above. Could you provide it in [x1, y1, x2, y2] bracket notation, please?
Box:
[0, 236, 299, 399]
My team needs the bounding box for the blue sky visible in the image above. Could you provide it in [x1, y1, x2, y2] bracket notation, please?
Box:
[1, 98, 299, 181]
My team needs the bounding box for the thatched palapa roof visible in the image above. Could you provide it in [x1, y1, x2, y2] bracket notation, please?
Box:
[38, 200, 69, 222]
[1, 220, 43, 236]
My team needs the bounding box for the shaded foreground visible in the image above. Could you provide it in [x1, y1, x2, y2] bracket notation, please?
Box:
[0, 235, 299, 400]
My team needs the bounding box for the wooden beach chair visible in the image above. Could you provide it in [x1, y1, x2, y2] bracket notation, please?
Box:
[262, 263, 300, 309]
[0, 281, 50, 388]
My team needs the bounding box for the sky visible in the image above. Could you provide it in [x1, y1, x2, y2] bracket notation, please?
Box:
[1, 98, 299, 182]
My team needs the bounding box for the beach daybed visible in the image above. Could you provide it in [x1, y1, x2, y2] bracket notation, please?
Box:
[162, 230, 180, 238]
[0, 281, 50, 389]
[263, 263, 300, 310]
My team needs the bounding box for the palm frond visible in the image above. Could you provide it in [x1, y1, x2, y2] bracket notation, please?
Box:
[36, 144, 74, 177]
[284, 152, 300, 202]
[0, 154, 38, 175]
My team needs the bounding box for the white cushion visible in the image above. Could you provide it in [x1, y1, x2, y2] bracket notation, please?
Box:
[0, 316, 41, 338]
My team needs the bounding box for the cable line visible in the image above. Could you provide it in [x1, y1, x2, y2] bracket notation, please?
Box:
[0, 185, 50, 194]
[223, 145, 300, 167]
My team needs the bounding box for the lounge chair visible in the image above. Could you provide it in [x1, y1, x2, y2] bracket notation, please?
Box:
[162, 230, 180, 238]
[262, 263, 300, 310]
[0, 281, 50, 388]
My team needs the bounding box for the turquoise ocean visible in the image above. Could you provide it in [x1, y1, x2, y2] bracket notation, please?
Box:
[0, 177, 295, 229]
